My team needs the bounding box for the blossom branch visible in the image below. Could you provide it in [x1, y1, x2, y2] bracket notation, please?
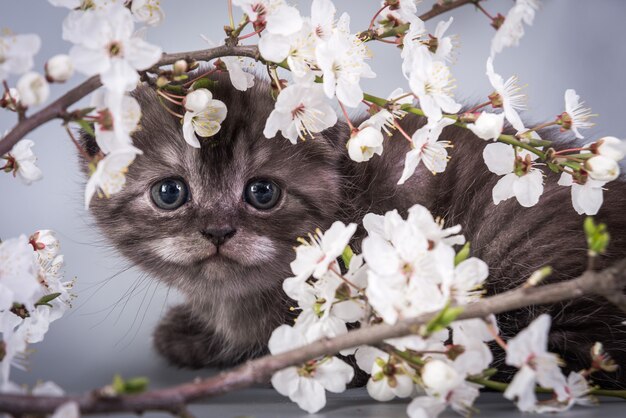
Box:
[0, 45, 260, 156]
[1, 258, 625, 416]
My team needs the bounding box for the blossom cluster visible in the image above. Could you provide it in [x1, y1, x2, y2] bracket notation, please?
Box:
[0, 230, 75, 395]
[269, 205, 602, 416]
[1, 0, 165, 207]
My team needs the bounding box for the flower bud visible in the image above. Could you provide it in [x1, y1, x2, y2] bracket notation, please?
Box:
[421, 359, 461, 394]
[16, 72, 50, 107]
[586, 155, 620, 182]
[0, 88, 20, 111]
[45, 54, 74, 82]
[595, 136, 625, 161]
[347, 126, 384, 163]
[466, 112, 504, 141]
[183, 88, 213, 113]
[173, 59, 188, 75]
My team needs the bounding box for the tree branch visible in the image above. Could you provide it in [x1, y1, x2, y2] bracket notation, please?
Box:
[0, 0, 480, 156]
[1, 258, 625, 415]
[0, 45, 260, 156]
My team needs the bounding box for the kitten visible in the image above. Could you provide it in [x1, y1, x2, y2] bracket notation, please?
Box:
[82, 73, 626, 387]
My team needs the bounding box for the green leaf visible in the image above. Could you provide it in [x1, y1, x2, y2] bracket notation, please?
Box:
[191, 78, 217, 91]
[341, 245, 354, 267]
[76, 119, 95, 138]
[547, 162, 561, 173]
[35, 292, 61, 307]
[110, 374, 149, 395]
[454, 242, 470, 266]
[424, 303, 464, 335]
[584, 217, 610, 256]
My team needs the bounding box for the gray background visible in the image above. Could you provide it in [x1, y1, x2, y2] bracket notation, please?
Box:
[1, 0, 625, 417]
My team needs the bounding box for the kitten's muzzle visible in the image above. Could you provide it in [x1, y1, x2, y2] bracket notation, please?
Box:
[201, 228, 237, 246]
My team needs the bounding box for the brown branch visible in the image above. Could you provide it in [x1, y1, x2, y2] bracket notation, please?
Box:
[0, 0, 480, 156]
[0, 45, 260, 156]
[1, 258, 625, 415]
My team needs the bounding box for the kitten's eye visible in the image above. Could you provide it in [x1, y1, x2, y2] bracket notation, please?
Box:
[244, 179, 281, 210]
[151, 178, 189, 210]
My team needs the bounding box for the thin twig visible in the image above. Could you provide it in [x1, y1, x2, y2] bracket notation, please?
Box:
[0, 259, 625, 415]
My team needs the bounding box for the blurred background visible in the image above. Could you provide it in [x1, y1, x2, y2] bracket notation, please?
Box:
[1, 0, 626, 416]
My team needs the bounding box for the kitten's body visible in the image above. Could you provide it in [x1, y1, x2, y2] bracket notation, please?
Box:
[85, 74, 626, 386]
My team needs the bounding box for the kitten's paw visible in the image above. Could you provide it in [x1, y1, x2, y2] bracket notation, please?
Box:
[153, 304, 223, 369]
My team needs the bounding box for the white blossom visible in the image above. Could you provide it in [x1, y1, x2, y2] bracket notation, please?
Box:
[2, 139, 43, 185]
[407, 47, 461, 121]
[483, 142, 544, 207]
[311, 0, 336, 40]
[0, 33, 41, 81]
[534, 371, 596, 412]
[131, 0, 165, 26]
[586, 155, 620, 182]
[0, 235, 42, 311]
[504, 314, 568, 412]
[234, 0, 303, 36]
[594, 136, 625, 161]
[490, 0, 540, 57]
[85, 146, 142, 208]
[16, 72, 49, 107]
[29, 230, 60, 262]
[263, 82, 337, 144]
[558, 172, 606, 215]
[421, 359, 462, 395]
[182, 95, 228, 148]
[355, 346, 415, 401]
[268, 325, 353, 414]
[431, 17, 456, 62]
[398, 117, 455, 184]
[51, 401, 80, 418]
[347, 126, 384, 162]
[316, 15, 375, 107]
[381, 0, 420, 25]
[486, 57, 526, 132]
[90, 89, 142, 153]
[45, 54, 74, 82]
[183, 88, 213, 113]
[467, 112, 505, 141]
[561, 89, 594, 139]
[69, 4, 162, 92]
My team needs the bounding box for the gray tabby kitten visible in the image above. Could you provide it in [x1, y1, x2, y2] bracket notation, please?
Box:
[82, 73, 626, 387]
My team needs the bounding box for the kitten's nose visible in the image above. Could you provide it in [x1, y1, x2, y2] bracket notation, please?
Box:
[201, 228, 237, 246]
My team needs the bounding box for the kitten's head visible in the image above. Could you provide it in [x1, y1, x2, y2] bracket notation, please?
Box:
[83, 74, 348, 298]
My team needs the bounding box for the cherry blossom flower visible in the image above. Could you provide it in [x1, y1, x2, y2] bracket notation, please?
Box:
[233, 0, 303, 36]
[347, 126, 384, 162]
[51, 401, 80, 418]
[486, 57, 526, 132]
[558, 172, 606, 215]
[45, 54, 74, 82]
[131, 0, 165, 26]
[289, 221, 357, 280]
[431, 17, 456, 62]
[0, 235, 42, 312]
[585, 155, 620, 182]
[490, 0, 540, 57]
[560, 89, 594, 139]
[534, 371, 596, 413]
[85, 146, 142, 208]
[259, 20, 316, 76]
[268, 325, 353, 413]
[355, 346, 415, 401]
[90, 89, 142, 153]
[398, 117, 455, 184]
[311, 0, 336, 40]
[182, 94, 228, 148]
[483, 142, 544, 207]
[183, 88, 213, 113]
[2, 139, 43, 185]
[68, 4, 162, 92]
[263, 82, 337, 144]
[407, 47, 461, 121]
[401, 19, 427, 79]
[406, 204, 465, 247]
[200, 36, 256, 91]
[593, 136, 625, 161]
[381, 0, 420, 25]
[504, 314, 568, 412]
[16, 72, 49, 107]
[467, 112, 505, 141]
[315, 15, 375, 107]
[0, 33, 41, 81]
[29, 230, 60, 261]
